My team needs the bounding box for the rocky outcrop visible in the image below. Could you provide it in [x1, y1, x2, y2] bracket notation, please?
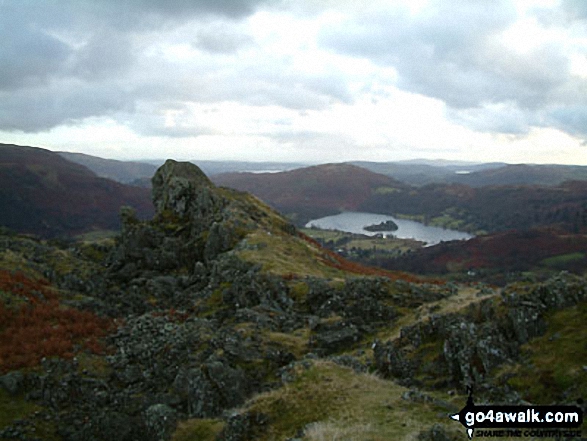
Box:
[151, 159, 214, 217]
[3, 159, 585, 441]
[374, 273, 587, 395]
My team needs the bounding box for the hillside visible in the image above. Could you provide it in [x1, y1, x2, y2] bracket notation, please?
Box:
[58, 151, 158, 184]
[353, 161, 587, 187]
[451, 163, 587, 187]
[0, 144, 154, 238]
[212, 162, 587, 234]
[373, 228, 587, 283]
[212, 163, 408, 225]
[362, 180, 587, 234]
[0, 159, 585, 440]
[350, 160, 504, 186]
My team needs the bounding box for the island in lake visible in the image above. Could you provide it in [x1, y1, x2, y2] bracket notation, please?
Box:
[364, 219, 399, 232]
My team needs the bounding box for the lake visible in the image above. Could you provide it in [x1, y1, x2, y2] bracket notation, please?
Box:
[305, 211, 473, 246]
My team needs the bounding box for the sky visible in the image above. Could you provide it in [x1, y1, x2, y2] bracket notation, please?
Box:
[1, 0, 586, 165]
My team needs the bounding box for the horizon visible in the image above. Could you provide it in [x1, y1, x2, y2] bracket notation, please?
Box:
[1, 1, 586, 165]
[8, 142, 587, 168]
[51, 147, 587, 167]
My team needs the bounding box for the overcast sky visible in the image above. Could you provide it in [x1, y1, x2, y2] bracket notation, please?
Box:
[1, 0, 586, 164]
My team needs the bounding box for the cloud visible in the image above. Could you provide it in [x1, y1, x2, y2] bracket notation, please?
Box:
[0, 0, 277, 132]
[561, 0, 587, 21]
[448, 103, 535, 135]
[0, 81, 133, 132]
[0, 11, 71, 90]
[126, 102, 217, 138]
[320, 1, 580, 108]
[549, 105, 587, 136]
[193, 25, 255, 54]
[319, 0, 587, 141]
[69, 32, 137, 81]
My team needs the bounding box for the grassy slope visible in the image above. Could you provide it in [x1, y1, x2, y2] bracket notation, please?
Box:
[174, 361, 463, 441]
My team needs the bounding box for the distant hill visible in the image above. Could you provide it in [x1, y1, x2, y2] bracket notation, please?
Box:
[58, 151, 158, 184]
[363, 180, 587, 234]
[350, 161, 505, 186]
[451, 163, 587, 187]
[0, 144, 154, 237]
[212, 163, 408, 225]
[214, 162, 587, 234]
[352, 161, 587, 187]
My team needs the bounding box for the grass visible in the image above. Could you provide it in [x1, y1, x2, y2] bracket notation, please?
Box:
[0, 389, 40, 428]
[228, 360, 460, 441]
[75, 229, 118, 242]
[300, 228, 422, 253]
[505, 300, 587, 404]
[373, 186, 401, 195]
[237, 229, 345, 279]
[265, 329, 310, 358]
[171, 418, 225, 441]
[0, 390, 59, 440]
[540, 252, 585, 268]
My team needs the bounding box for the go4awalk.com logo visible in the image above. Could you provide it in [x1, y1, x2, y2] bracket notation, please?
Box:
[449, 388, 583, 439]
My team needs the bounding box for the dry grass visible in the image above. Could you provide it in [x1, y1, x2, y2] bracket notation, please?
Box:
[230, 360, 458, 441]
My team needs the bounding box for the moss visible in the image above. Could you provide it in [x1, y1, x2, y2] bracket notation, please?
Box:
[237, 361, 460, 441]
[76, 353, 112, 378]
[505, 301, 587, 404]
[171, 418, 224, 441]
[289, 281, 309, 304]
[374, 186, 401, 195]
[237, 230, 344, 279]
[407, 336, 450, 388]
[75, 230, 117, 242]
[266, 329, 309, 358]
[0, 390, 59, 440]
[541, 252, 585, 268]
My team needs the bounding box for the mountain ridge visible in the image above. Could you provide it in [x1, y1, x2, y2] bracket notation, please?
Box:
[0, 144, 154, 238]
[0, 157, 585, 440]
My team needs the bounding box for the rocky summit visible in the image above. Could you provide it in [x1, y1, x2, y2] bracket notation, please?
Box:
[152, 159, 215, 217]
[0, 161, 585, 441]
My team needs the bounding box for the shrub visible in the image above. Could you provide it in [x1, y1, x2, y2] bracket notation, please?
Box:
[0, 270, 114, 373]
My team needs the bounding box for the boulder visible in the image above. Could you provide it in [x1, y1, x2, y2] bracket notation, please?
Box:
[151, 159, 213, 217]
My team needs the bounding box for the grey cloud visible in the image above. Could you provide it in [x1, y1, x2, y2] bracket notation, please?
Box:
[0, 82, 133, 132]
[126, 0, 270, 21]
[448, 104, 535, 135]
[319, 0, 586, 137]
[561, 0, 587, 20]
[193, 25, 255, 54]
[319, 1, 540, 109]
[549, 105, 587, 136]
[69, 32, 136, 81]
[133, 52, 353, 111]
[0, 0, 274, 132]
[264, 130, 323, 142]
[0, 15, 72, 90]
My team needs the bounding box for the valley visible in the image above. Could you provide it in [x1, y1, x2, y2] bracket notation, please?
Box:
[0, 144, 585, 440]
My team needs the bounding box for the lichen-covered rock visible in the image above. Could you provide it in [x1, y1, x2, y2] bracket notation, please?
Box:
[151, 159, 213, 217]
[309, 319, 362, 355]
[174, 360, 248, 418]
[0, 371, 24, 395]
[144, 403, 177, 441]
[417, 424, 458, 441]
[218, 411, 269, 441]
[374, 273, 587, 392]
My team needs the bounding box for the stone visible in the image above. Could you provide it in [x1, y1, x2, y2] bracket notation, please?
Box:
[144, 403, 177, 441]
[151, 159, 213, 217]
[0, 372, 24, 395]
